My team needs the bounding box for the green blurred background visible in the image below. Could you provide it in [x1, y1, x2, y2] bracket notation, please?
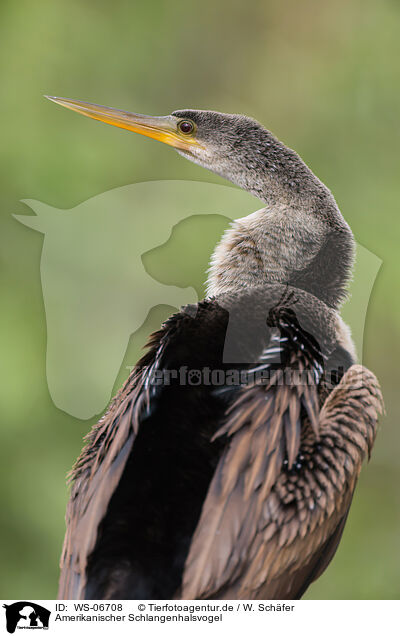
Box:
[0, 0, 399, 599]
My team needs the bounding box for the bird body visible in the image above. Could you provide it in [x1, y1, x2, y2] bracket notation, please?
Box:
[48, 97, 383, 599]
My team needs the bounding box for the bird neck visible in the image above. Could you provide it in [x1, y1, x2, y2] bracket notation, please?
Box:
[206, 135, 355, 310]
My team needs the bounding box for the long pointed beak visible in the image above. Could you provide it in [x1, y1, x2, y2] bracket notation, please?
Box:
[45, 96, 202, 151]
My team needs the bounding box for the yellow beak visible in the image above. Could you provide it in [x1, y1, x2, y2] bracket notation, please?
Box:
[45, 96, 202, 151]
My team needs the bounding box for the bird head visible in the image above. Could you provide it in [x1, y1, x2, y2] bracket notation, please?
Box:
[44, 97, 278, 190]
[171, 108, 271, 175]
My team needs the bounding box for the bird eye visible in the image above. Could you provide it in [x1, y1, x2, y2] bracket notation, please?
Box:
[178, 120, 194, 134]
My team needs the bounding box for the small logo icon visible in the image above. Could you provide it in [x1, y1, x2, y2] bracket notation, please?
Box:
[2, 602, 50, 633]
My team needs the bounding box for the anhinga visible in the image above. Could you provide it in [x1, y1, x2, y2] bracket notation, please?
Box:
[47, 96, 383, 600]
